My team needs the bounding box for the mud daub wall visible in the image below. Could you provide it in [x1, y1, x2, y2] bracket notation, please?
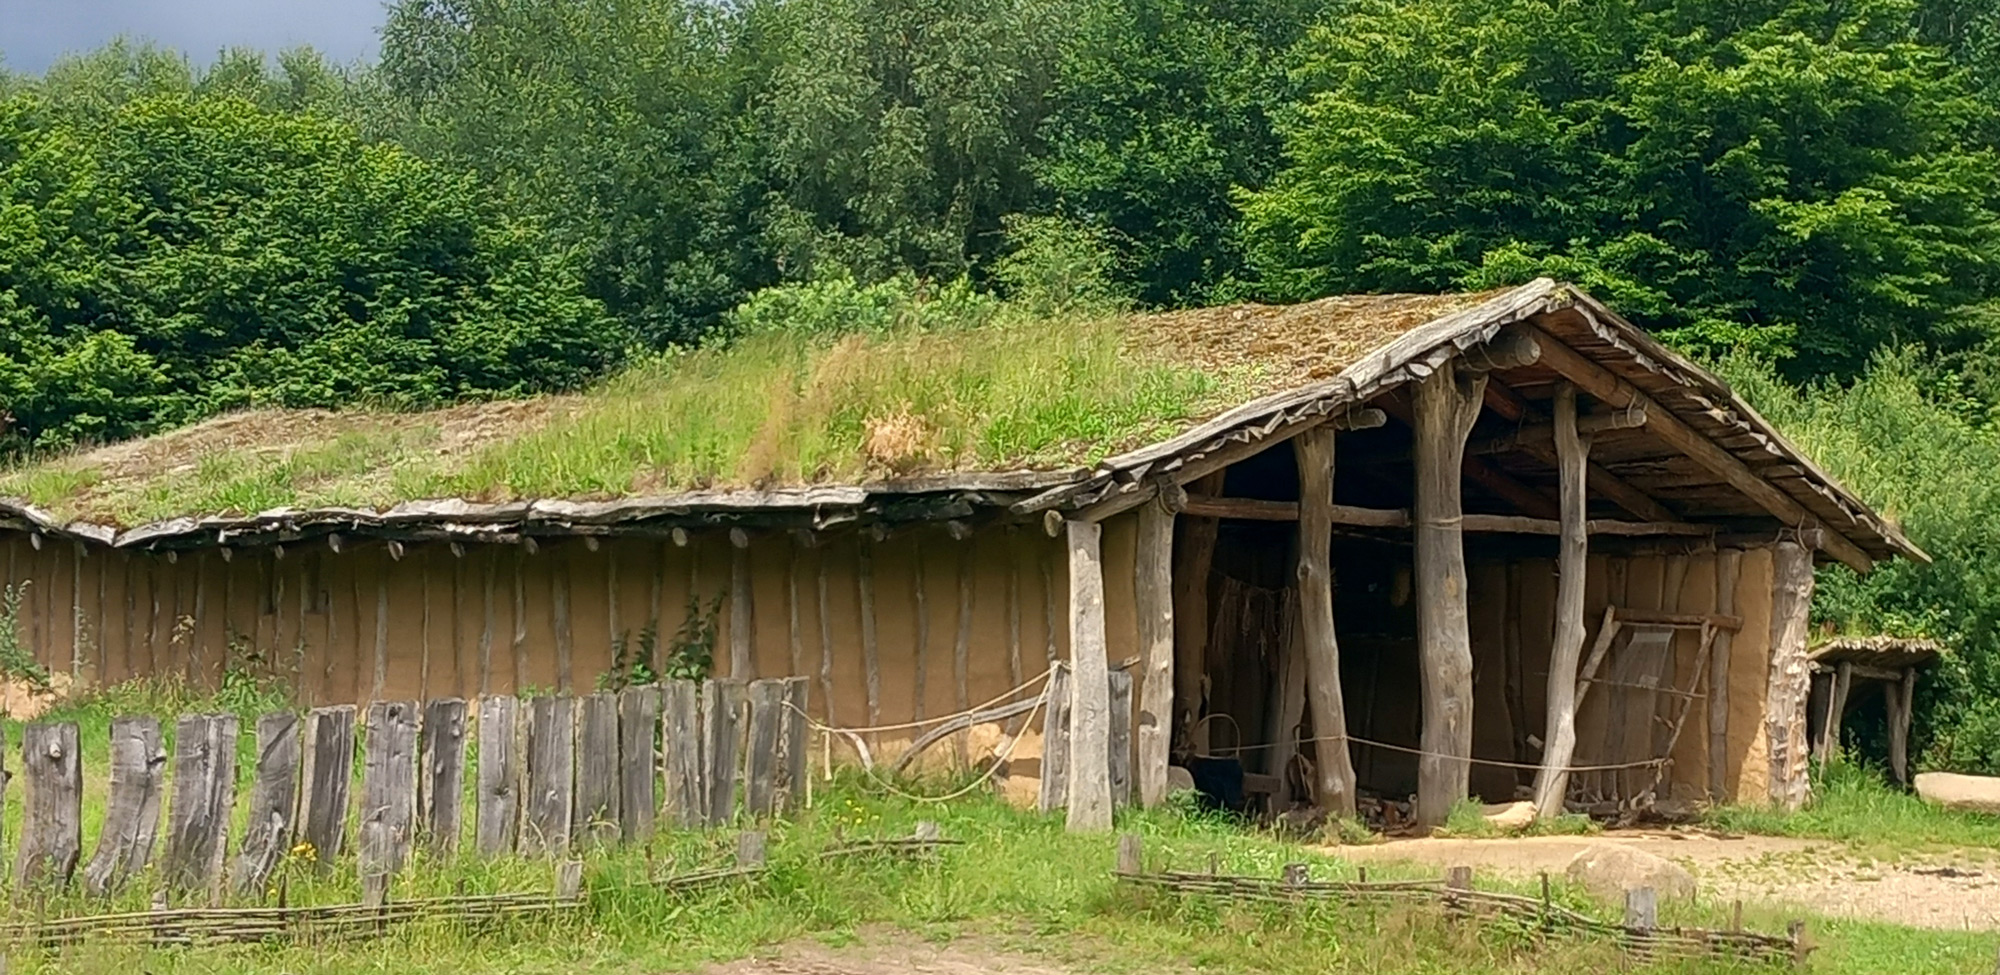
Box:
[1462, 548, 1776, 805]
[0, 518, 1149, 741]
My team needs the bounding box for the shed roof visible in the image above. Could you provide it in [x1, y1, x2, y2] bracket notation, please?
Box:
[0, 280, 1923, 568]
[1809, 636, 1942, 670]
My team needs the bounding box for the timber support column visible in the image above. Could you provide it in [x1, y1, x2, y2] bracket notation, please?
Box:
[1764, 540, 1815, 809]
[1412, 358, 1489, 829]
[1531, 383, 1589, 818]
[1172, 472, 1224, 754]
[1065, 519, 1114, 831]
[1135, 499, 1176, 807]
[1293, 426, 1357, 817]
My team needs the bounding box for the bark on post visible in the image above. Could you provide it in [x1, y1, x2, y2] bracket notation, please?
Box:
[1135, 499, 1176, 808]
[1065, 519, 1114, 831]
[1293, 426, 1356, 817]
[1532, 383, 1590, 819]
[1412, 359, 1488, 829]
[1764, 541, 1816, 809]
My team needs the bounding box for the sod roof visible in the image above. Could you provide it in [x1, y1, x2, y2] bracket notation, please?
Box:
[0, 280, 1923, 568]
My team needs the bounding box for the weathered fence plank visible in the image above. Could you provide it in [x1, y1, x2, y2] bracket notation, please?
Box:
[232, 711, 301, 898]
[84, 716, 164, 897]
[16, 721, 82, 888]
[703, 679, 747, 824]
[1038, 663, 1072, 814]
[575, 691, 621, 844]
[743, 679, 785, 817]
[162, 714, 239, 897]
[474, 696, 520, 857]
[662, 679, 704, 827]
[522, 696, 575, 855]
[1107, 668, 1134, 808]
[419, 698, 468, 856]
[780, 677, 810, 811]
[358, 702, 418, 878]
[298, 705, 356, 864]
[616, 684, 662, 843]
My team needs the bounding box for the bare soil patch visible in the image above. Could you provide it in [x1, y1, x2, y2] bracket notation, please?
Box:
[1324, 831, 2000, 931]
[704, 936, 1090, 975]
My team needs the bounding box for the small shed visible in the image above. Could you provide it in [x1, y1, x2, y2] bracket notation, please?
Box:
[1807, 636, 1940, 785]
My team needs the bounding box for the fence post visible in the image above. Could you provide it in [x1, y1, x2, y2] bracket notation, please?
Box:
[736, 830, 768, 869]
[1115, 833, 1143, 877]
[555, 860, 584, 902]
[1788, 920, 1810, 967]
[1443, 865, 1472, 917]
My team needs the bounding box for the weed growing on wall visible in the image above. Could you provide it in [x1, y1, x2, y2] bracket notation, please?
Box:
[0, 583, 49, 691]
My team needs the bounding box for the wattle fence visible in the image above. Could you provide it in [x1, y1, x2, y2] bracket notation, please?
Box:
[6, 677, 811, 902]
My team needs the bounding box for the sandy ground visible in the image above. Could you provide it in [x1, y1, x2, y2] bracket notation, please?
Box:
[1324, 831, 2000, 931]
[705, 937, 1091, 975]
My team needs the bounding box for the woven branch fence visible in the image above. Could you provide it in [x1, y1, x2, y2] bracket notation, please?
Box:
[1112, 835, 1808, 968]
[1, 677, 812, 907]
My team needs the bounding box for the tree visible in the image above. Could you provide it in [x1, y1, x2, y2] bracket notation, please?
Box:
[1242, 0, 2000, 379]
[0, 84, 622, 452]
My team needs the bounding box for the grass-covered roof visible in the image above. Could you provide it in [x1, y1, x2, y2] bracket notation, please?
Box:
[0, 287, 1498, 528]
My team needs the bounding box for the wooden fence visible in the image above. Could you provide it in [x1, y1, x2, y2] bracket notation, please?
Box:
[1112, 835, 1808, 968]
[3, 677, 811, 902]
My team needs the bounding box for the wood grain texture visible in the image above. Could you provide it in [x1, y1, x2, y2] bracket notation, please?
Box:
[523, 696, 575, 855]
[1107, 668, 1133, 808]
[358, 702, 418, 877]
[662, 679, 705, 827]
[1293, 426, 1357, 816]
[616, 684, 662, 842]
[743, 679, 785, 817]
[575, 692, 621, 844]
[16, 722, 81, 889]
[780, 677, 810, 812]
[1412, 360, 1486, 829]
[1134, 501, 1174, 807]
[1064, 521, 1113, 831]
[730, 542, 754, 679]
[1533, 383, 1590, 818]
[703, 679, 747, 825]
[298, 705, 355, 865]
[232, 712, 301, 898]
[163, 714, 239, 897]
[474, 696, 520, 857]
[1707, 550, 1743, 799]
[1038, 663, 1072, 814]
[419, 698, 468, 856]
[84, 716, 164, 897]
[1763, 541, 1815, 809]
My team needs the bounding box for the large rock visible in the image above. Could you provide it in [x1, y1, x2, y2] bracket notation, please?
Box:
[1564, 843, 1696, 901]
[1915, 772, 2000, 815]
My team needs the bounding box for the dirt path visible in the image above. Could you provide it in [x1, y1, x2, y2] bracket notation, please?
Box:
[705, 938, 1089, 975]
[1324, 831, 2000, 931]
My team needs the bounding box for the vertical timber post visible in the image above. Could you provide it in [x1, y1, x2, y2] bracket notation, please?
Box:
[1172, 471, 1225, 755]
[1532, 383, 1589, 818]
[1412, 359, 1488, 829]
[1764, 540, 1815, 810]
[1707, 549, 1742, 800]
[1065, 519, 1113, 831]
[1135, 499, 1175, 808]
[1293, 426, 1356, 817]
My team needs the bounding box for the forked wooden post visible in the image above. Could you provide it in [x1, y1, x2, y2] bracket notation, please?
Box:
[1412, 360, 1488, 829]
[1533, 383, 1590, 818]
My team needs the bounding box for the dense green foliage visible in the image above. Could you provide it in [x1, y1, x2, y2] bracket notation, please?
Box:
[0, 49, 622, 452]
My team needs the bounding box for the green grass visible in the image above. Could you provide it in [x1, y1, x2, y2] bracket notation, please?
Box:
[0, 309, 1249, 526]
[1709, 760, 2000, 855]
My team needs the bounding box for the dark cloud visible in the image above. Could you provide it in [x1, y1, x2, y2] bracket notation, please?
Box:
[1, 0, 385, 73]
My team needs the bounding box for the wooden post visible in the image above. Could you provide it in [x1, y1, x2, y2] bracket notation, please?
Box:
[233, 711, 302, 897]
[475, 696, 521, 857]
[858, 542, 882, 740]
[1707, 549, 1742, 799]
[1135, 499, 1176, 807]
[298, 705, 356, 864]
[358, 702, 418, 877]
[1412, 360, 1488, 828]
[1889, 667, 1916, 786]
[1293, 425, 1357, 817]
[84, 716, 165, 897]
[1038, 662, 1073, 814]
[617, 684, 663, 841]
[662, 679, 705, 827]
[744, 678, 785, 817]
[1064, 520, 1114, 832]
[730, 535, 754, 679]
[162, 714, 238, 897]
[419, 699, 468, 856]
[1115, 833, 1143, 876]
[705, 679, 748, 825]
[1173, 472, 1225, 754]
[1625, 886, 1658, 940]
[1817, 661, 1853, 766]
[1107, 667, 1134, 807]
[1764, 541, 1816, 809]
[575, 691, 621, 844]
[1533, 383, 1589, 819]
[522, 695, 575, 855]
[15, 722, 81, 889]
[780, 677, 811, 811]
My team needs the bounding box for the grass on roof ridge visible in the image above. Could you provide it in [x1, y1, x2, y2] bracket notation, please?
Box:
[0, 305, 1258, 527]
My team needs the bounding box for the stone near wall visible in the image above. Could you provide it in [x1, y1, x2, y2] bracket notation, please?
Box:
[1564, 843, 1696, 900]
[1915, 772, 2000, 816]
[1482, 800, 1536, 832]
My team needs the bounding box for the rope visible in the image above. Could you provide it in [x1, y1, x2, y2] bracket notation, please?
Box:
[801, 689, 1050, 804]
[803, 666, 1052, 735]
[1198, 731, 1669, 773]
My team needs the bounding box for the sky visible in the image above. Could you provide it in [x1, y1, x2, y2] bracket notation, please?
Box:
[1, 0, 387, 74]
